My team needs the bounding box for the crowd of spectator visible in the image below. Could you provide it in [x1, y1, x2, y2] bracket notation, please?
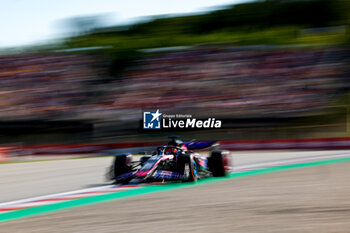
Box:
[111, 46, 350, 119]
[0, 45, 348, 122]
[0, 53, 101, 120]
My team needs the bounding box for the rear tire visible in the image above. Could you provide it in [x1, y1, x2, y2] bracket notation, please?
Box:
[208, 151, 229, 177]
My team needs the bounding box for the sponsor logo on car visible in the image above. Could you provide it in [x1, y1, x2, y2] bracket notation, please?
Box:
[153, 170, 183, 179]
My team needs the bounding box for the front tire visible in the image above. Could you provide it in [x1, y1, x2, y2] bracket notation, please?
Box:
[177, 154, 197, 182]
[113, 154, 132, 182]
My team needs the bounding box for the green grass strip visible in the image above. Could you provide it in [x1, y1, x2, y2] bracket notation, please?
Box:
[1, 156, 350, 223]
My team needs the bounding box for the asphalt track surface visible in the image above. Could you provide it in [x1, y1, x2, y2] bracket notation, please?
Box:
[1, 150, 350, 232]
[1, 150, 350, 203]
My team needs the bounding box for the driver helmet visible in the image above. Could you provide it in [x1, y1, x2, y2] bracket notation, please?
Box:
[165, 147, 177, 155]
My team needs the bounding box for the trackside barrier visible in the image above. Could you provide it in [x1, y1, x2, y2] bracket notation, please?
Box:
[19, 141, 163, 155]
[220, 137, 350, 150]
[16, 137, 350, 155]
[0, 147, 12, 162]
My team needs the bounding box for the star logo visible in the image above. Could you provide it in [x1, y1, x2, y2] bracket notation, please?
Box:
[151, 109, 162, 122]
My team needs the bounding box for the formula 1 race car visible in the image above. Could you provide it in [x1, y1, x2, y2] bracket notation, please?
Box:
[106, 137, 231, 184]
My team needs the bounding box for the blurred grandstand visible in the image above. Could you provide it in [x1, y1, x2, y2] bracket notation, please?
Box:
[0, 53, 103, 120]
[0, 45, 349, 123]
[113, 45, 350, 118]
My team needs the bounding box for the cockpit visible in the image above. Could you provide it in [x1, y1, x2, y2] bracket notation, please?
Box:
[155, 146, 182, 156]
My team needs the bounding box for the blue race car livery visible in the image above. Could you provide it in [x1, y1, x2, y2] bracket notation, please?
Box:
[106, 137, 231, 184]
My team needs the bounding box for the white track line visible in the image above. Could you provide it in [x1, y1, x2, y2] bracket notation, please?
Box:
[0, 185, 115, 209]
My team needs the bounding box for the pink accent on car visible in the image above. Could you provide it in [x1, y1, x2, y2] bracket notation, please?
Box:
[136, 171, 150, 177]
